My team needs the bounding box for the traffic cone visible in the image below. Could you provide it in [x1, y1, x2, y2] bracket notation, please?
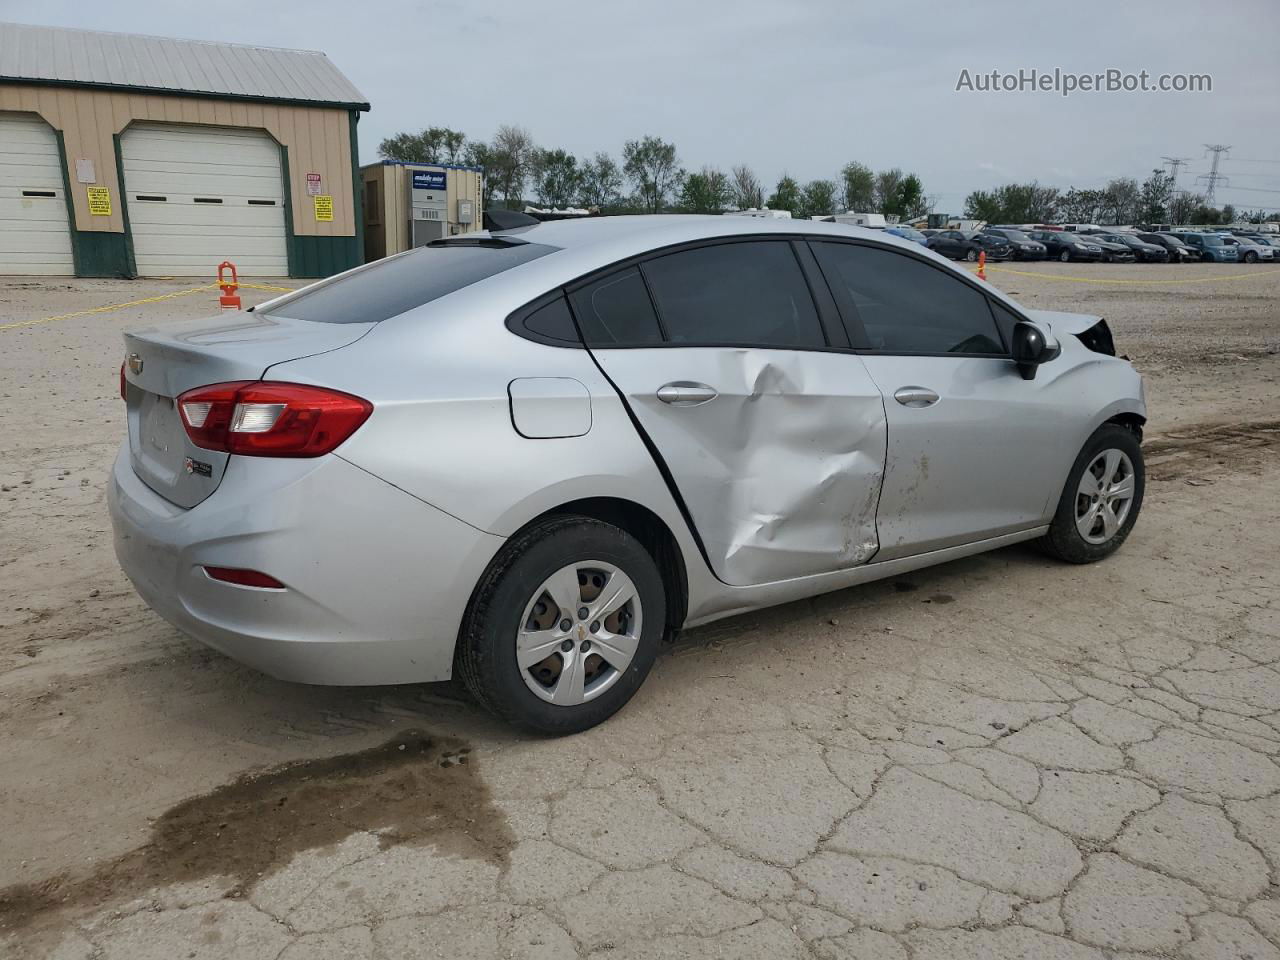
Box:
[977, 250, 987, 281]
[217, 261, 241, 310]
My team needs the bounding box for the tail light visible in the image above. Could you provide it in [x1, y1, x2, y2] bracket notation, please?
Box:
[176, 381, 372, 457]
[119, 362, 127, 401]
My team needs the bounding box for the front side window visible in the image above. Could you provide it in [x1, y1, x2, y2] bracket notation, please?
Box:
[641, 241, 825, 348]
[812, 241, 1005, 355]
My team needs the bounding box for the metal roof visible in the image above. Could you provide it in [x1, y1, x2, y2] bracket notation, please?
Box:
[0, 22, 369, 109]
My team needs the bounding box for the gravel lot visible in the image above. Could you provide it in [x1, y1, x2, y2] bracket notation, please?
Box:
[2, 262, 1279, 959]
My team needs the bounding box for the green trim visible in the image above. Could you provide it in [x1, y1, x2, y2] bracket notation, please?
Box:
[112, 133, 138, 278]
[280, 140, 361, 278]
[51, 128, 131, 277]
[289, 235, 361, 278]
[350, 110, 365, 266]
[279, 143, 297, 278]
[0, 75, 369, 111]
[51, 128, 81, 274]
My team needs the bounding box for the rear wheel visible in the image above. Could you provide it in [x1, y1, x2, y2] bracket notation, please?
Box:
[1040, 424, 1144, 563]
[457, 516, 665, 734]
[1059, 249, 1071, 263]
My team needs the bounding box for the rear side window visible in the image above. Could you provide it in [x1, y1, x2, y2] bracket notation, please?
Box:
[812, 242, 1005, 355]
[568, 267, 664, 346]
[642, 241, 825, 348]
[263, 241, 557, 324]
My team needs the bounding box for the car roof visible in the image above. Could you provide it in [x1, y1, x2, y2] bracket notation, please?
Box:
[492, 213, 912, 252]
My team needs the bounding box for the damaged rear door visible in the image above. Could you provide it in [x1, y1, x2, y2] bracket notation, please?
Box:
[570, 237, 887, 587]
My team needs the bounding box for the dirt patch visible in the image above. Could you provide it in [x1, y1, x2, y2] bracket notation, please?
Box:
[0, 731, 512, 936]
[1144, 419, 1280, 481]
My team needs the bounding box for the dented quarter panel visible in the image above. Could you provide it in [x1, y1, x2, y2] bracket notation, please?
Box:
[585, 347, 888, 586]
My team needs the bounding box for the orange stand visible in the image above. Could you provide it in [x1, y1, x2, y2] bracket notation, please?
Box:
[217, 261, 241, 310]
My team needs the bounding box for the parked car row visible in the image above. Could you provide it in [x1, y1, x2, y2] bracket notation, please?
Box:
[920, 223, 1279, 265]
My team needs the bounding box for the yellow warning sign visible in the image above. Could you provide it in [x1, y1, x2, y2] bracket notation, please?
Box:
[87, 186, 112, 216]
[313, 195, 334, 222]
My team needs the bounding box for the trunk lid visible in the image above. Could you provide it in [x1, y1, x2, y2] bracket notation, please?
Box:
[121, 311, 372, 508]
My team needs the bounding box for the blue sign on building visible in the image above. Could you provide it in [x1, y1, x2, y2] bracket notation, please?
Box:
[412, 170, 447, 191]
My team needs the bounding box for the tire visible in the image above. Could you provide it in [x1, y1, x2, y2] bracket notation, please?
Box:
[965, 248, 978, 262]
[1058, 249, 1071, 263]
[1245, 252, 1258, 264]
[456, 515, 666, 735]
[1039, 424, 1144, 563]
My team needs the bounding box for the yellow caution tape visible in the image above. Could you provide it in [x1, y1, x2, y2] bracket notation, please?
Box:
[1, 281, 296, 332]
[973, 265, 1280, 286]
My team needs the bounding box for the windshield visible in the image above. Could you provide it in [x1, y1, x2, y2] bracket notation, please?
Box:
[1198, 234, 1224, 246]
[262, 240, 559, 324]
[1158, 235, 1188, 247]
[999, 230, 1032, 242]
[893, 228, 925, 240]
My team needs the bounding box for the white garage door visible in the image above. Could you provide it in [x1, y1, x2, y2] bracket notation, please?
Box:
[121, 123, 288, 277]
[0, 114, 75, 275]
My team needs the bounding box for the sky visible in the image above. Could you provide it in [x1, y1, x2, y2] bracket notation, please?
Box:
[4, 0, 1279, 214]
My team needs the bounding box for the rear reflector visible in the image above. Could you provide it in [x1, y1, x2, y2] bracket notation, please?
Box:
[204, 566, 286, 589]
[176, 381, 372, 457]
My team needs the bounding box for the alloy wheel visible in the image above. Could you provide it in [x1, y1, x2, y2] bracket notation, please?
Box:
[516, 561, 643, 706]
[1075, 449, 1136, 544]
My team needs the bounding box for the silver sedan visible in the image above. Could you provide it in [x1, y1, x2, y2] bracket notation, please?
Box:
[109, 216, 1146, 733]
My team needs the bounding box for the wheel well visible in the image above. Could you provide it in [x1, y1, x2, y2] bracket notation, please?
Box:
[542, 497, 688, 638]
[1106, 413, 1146, 442]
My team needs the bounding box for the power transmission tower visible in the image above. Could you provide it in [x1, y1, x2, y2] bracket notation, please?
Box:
[1161, 156, 1192, 186]
[1198, 144, 1231, 206]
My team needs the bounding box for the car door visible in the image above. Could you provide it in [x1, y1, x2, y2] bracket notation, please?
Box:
[932, 231, 960, 257]
[809, 239, 1071, 561]
[569, 238, 888, 587]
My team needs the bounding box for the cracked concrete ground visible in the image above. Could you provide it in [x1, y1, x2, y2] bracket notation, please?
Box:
[1, 265, 1279, 958]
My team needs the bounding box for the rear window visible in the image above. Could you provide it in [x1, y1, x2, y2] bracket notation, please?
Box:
[262, 240, 558, 324]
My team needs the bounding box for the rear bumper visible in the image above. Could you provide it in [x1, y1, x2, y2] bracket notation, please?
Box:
[108, 445, 505, 685]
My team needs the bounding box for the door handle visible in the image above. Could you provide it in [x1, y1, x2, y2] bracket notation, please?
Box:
[656, 381, 718, 406]
[894, 386, 939, 408]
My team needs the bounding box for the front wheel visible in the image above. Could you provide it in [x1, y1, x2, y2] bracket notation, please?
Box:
[965, 248, 978, 262]
[456, 515, 665, 734]
[1059, 249, 1071, 263]
[1245, 252, 1258, 264]
[1039, 424, 1144, 563]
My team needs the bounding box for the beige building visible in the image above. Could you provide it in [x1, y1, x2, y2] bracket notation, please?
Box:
[361, 162, 484, 262]
[0, 22, 369, 278]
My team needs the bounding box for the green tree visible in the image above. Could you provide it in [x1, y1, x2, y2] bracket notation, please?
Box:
[678, 166, 732, 213]
[1222, 203, 1236, 223]
[1138, 169, 1174, 224]
[893, 173, 926, 219]
[378, 126, 467, 163]
[731, 164, 764, 210]
[530, 148, 581, 209]
[1101, 177, 1141, 224]
[767, 174, 801, 213]
[483, 125, 535, 210]
[963, 182, 1059, 224]
[839, 161, 875, 211]
[873, 169, 904, 215]
[577, 152, 624, 210]
[797, 179, 838, 219]
[622, 135, 681, 213]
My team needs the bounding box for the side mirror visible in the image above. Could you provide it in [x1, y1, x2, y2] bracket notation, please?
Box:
[1011, 320, 1061, 381]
